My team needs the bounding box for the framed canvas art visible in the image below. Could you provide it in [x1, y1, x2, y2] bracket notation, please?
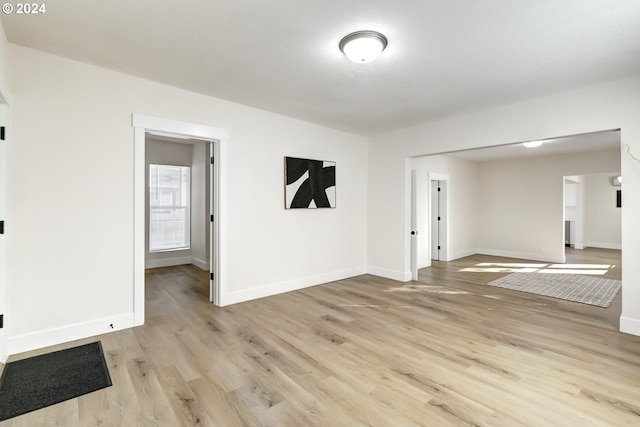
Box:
[285, 156, 336, 209]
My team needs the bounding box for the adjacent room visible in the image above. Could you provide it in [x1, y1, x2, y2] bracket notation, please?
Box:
[410, 131, 623, 326]
[0, 1, 639, 426]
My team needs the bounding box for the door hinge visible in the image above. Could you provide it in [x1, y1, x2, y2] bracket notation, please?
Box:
[0, 220, 4, 234]
[210, 272, 214, 281]
[0, 126, 5, 141]
[210, 157, 214, 164]
[210, 215, 214, 222]
[0, 314, 3, 329]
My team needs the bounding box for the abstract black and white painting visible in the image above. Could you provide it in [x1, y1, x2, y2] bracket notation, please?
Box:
[285, 157, 336, 209]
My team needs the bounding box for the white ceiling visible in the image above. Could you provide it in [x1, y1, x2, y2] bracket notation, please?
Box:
[2, 1, 640, 136]
[440, 129, 620, 162]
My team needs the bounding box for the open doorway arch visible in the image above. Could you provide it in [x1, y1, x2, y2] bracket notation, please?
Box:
[132, 114, 228, 326]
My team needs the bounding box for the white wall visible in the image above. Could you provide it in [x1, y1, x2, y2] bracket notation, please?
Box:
[0, 20, 11, 104]
[6, 45, 368, 354]
[367, 75, 640, 336]
[411, 155, 479, 267]
[145, 138, 194, 268]
[584, 174, 622, 249]
[475, 149, 619, 262]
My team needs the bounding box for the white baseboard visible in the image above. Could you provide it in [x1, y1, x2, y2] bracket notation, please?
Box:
[191, 256, 210, 270]
[8, 312, 135, 357]
[145, 256, 192, 269]
[417, 260, 431, 269]
[145, 256, 209, 270]
[620, 316, 640, 337]
[475, 248, 565, 264]
[448, 249, 477, 261]
[417, 249, 475, 268]
[584, 242, 622, 250]
[220, 266, 368, 306]
[367, 265, 411, 282]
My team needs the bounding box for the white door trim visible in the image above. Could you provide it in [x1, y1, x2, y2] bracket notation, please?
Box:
[0, 103, 8, 362]
[209, 141, 222, 305]
[132, 114, 228, 325]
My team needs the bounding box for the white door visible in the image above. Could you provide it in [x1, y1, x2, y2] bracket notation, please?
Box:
[0, 104, 8, 362]
[431, 180, 440, 260]
[209, 143, 215, 302]
[410, 170, 418, 280]
[208, 140, 221, 305]
[429, 173, 448, 262]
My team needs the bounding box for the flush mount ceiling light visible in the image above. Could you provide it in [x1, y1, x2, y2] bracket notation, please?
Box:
[523, 140, 545, 148]
[339, 30, 388, 63]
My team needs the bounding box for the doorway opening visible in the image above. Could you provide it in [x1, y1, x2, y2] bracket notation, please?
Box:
[410, 170, 449, 280]
[408, 129, 622, 325]
[563, 173, 621, 258]
[145, 136, 209, 269]
[132, 114, 228, 326]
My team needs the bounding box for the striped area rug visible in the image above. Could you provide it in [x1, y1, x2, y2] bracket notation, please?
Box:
[487, 272, 621, 307]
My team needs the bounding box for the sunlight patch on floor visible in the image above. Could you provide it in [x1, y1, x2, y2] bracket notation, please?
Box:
[537, 269, 607, 275]
[457, 261, 613, 276]
[460, 267, 540, 273]
[476, 262, 548, 268]
[548, 264, 612, 269]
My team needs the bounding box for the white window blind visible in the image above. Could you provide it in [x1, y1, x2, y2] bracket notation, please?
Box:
[149, 164, 190, 252]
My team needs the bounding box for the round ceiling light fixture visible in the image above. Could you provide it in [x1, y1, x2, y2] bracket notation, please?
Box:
[523, 140, 545, 148]
[339, 30, 388, 64]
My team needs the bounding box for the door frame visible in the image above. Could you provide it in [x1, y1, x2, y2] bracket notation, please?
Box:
[132, 114, 228, 325]
[410, 170, 418, 280]
[0, 102, 8, 362]
[430, 180, 440, 261]
[209, 141, 220, 304]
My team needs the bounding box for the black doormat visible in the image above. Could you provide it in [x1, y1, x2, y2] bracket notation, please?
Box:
[0, 341, 112, 421]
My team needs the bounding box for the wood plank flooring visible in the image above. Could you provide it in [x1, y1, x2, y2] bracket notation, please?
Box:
[2, 248, 639, 426]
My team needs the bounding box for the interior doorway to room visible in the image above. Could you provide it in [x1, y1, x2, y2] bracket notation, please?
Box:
[410, 129, 622, 323]
[133, 114, 227, 326]
[410, 170, 448, 280]
[563, 172, 621, 260]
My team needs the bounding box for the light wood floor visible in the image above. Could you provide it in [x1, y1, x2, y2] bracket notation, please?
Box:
[2, 248, 639, 426]
[418, 247, 623, 327]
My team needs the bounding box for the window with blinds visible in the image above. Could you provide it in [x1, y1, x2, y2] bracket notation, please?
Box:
[149, 164, 191, 252]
